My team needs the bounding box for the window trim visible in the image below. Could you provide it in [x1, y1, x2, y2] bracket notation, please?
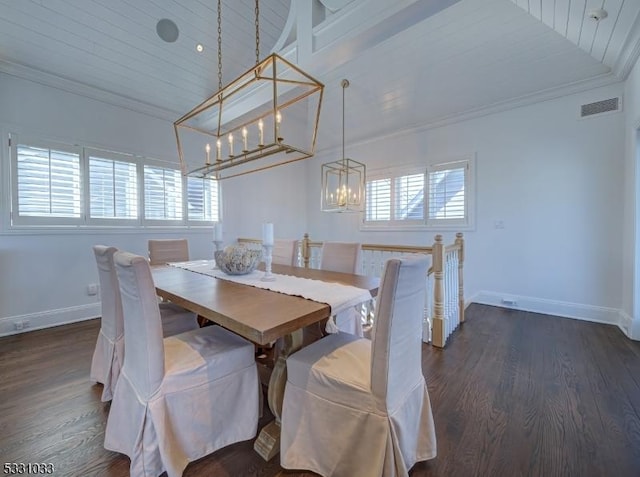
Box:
[360, 155, 475, 232]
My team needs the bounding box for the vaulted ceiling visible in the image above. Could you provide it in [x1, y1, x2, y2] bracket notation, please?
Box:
[1, 0, 639, 152]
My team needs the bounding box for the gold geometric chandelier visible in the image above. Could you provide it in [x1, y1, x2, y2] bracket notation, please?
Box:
[174, 0, 324, 180]
[321, 79, 365, 212]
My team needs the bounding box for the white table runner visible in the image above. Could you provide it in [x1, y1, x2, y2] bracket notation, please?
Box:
[169, 260, 372, 317]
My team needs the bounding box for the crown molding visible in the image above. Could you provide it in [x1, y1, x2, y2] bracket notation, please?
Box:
[0, 59, 179, 122]
[316, 71, 621, 155]
[614, 10, 640, 80]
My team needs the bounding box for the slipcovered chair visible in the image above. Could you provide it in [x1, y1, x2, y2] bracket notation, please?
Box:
[148, 238, 189, 266]
[281, 256, 437, 477]
[272, 239, 299, 266]
[104, 251, 260, 477]
[89, 246, 199, 402]
[320, 241, 364, 336]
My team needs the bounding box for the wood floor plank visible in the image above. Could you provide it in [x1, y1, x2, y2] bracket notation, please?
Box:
[1, 305, 640, 476]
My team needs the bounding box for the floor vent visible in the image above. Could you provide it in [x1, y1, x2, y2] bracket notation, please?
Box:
[580, 97, 621, 118]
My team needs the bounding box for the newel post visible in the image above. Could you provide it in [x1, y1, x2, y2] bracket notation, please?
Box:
[456, 232, 465, 324]
[432, 234, 446, 348]
[302, 233, 311, 269]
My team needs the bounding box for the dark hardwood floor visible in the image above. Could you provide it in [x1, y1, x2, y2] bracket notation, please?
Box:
[2, 304, 640, 476]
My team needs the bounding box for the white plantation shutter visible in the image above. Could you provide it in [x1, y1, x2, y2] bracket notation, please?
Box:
[15, 143, 81, 220]
[187, 177, 219, 222]
[9, 134, 223, 229]
[364, 157, 473, 230]
[394, 173, 425, 220]
[427, 161, 467, 225]
[89, 156, 138, 220]
[366, 178, 391, 221]
[144, 165, 183, 221]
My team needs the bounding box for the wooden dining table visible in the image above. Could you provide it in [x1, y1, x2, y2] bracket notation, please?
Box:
[152, 262, 379, 461]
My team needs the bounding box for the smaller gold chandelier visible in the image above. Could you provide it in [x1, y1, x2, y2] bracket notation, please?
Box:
[321, 79, 365, 212]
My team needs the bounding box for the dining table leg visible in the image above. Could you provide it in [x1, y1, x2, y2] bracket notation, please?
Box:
[254, 329, 303, 461]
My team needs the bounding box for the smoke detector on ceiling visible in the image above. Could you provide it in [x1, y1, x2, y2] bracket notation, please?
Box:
[587, 8, 608, 22]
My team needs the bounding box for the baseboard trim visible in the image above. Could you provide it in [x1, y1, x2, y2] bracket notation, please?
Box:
[618, 310, 634, 339]
[1, 296, 633, 341]
[470, 291, 621, 327]
[0, 303, 100, 337]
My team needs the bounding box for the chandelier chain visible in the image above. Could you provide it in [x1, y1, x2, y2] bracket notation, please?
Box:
[217, 0, 223, 90]
[341, 79, 349, 165]
[255, 0, 260, 65]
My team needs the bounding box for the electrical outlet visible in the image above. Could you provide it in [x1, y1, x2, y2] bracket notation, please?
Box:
[501, 298, 517, 306]
[14, 320, 24, 330]
[87, 283, 98, 296]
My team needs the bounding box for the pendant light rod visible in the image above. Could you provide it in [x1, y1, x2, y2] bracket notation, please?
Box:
[341, 78, 349, 164]
[217, 0, 222, 90]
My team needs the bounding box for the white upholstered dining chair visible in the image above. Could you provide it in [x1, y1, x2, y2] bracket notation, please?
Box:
[280, 255, 436, 477]
[104, 251, 260, 477]
[89, 245, 199, 402]
[148, 238, 189, 265]
[320, 241, 364, 336]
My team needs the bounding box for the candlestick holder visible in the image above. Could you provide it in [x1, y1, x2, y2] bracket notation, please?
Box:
[213, 240, 223, 269]
[261, 244, 275, 282]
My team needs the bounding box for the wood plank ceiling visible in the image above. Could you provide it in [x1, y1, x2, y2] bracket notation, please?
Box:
[0, 0, 290, 116]
[509, 0, 639, 72]
[0, 0, 639, 152]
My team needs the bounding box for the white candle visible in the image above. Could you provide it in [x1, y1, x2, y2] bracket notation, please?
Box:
[216, 139, 221, 161]
[262, 222, 274, 246]
[214, 222, 223, 242]
[228, 133, 234, 157]
[205, 143, 211, 165]
[242, 127, 248, 151]
[258, 119, 264, 146]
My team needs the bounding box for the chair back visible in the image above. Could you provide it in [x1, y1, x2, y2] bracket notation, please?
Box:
[148, 238, 189, 266]
[114, 251, 165, 400]
[272, 239, 299, 266]
[93, 245, 124, 344]
[370, 256, 430, 411]
[319, 242, 362, 274]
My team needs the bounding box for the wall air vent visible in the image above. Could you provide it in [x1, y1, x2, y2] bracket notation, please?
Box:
[580, 97, 621, 118]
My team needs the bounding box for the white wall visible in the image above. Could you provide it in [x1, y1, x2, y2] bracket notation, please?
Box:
[305, 83, 626, 326]
[0, 72, 307, 335]
[223, 162, 309, 240]
[623, 57, 640, 338]
[0, 71, 629, 336]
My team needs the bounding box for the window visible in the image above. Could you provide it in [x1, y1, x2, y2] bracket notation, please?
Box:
[395, 173, 425, 220]
[12, 141, 82, 225]
[364, 157, 474, 230]
[427, 162, 466, 225]
[9, 134, 221, 228]
[143, 165, 183, 222]
[365, 178, 391, 221]
[187, 177, 219, 222]
[89, 154, 138, 221]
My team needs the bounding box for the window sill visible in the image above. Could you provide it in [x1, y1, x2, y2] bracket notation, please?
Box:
[1, 224, 215, 236]
[359, 223, 475, 232]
